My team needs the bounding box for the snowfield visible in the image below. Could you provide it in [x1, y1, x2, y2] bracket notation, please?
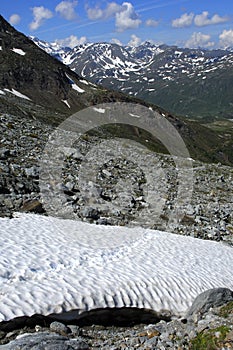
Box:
[0, 213, 232, 322]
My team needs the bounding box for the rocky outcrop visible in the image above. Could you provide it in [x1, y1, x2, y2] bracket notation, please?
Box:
[0, 332, 89, 350]
[186, 288, 233, 320]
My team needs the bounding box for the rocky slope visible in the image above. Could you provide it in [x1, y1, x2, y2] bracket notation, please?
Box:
[0, 111, 232, 245]
[0, 15, 232, 235]
[32, 38, 233, 121]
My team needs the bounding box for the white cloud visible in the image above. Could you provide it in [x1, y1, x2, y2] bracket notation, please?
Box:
[172, 12, 194, 28]
[219, 29, 233, 48]
[30, 6, 53, 31]
[86, 1, 141, 32]
[115, 2, 141, 32]
[55, 34, 87, 48]
[185, 32, 215, 48]
[87, 2, 121, 20]
[9, 14, 21, 26]
[194, 11, 229, 27]
[55, 1, 78, 20]
[111, 38, 123, 46]
[128, 34, 142, 47]
[146, 19, 159, 27]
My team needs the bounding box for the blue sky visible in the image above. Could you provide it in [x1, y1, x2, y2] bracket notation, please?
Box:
[0, 0, 233, 48]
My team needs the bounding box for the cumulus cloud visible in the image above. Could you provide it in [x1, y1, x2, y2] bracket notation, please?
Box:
[86, 2, 121, 20]
[30, 6, 53, 30]
[55, 0, 78, 20]
[172, 12, 194, 28]
[86, 2, 141, 32]
[9, 14, 21, 26]
[219, 29, 233, 48]
[111, 38, 123, 46]
[115, 2, 141, 32]
[146, 19, 159, 27]
[172, 11, 229, 29]
[194, 11, 229, 27]
[55, 34, 86, 48]
[185, 32, 215, 49]
[128, 34, 142, 47]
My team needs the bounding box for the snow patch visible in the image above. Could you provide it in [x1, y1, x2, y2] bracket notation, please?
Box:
[72, 84, 85, 93]
[79, 79, 89, 85]
[175, 51, 183, 57]
[4, 88, 31, 100]
[0, 213, 232, 322]
[11, 48, 26, 56]
[62, 100, 70, 108]
[0, 90, 6, 95]
[65, 73, 85, 93]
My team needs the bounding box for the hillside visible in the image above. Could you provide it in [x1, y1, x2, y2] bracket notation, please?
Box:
[0, 15, 135, 124]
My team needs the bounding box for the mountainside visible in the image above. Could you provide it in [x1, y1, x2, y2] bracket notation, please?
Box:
[0, 16, 232, 168]
[33, 38, 233, 121]
[0, 16, 137, 125]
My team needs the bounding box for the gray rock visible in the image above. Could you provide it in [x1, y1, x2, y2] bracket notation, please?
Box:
[186, 288, 233, 319]
[0, 332, 89, 350]
[25, 166, 39, 178]
[49, 322, 70, 335]
[81, 207, 100, 220]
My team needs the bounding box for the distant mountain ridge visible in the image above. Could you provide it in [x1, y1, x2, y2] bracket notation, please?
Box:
[32, 37, 233, 121]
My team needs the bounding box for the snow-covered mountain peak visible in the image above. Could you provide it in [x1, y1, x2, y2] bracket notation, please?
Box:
[31, 36, 233, 119]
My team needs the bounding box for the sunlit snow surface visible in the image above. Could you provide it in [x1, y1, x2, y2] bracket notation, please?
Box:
[0, 213, 232, 322]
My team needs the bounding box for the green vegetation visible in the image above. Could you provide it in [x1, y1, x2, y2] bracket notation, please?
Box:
[190, 326, 230, 350]
[218, 302, 233, 318]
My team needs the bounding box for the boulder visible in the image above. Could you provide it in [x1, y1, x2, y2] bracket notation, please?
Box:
[186, 288, 233, 320]
[0, 332, 89, 350]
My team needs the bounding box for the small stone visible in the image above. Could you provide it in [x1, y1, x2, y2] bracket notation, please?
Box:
[50, 321, 70, 335]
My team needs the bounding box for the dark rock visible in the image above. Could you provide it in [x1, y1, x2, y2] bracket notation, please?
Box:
[19, 199, 44, 214]
[0, 148, 10, 160]
[81, 207, 100, 220]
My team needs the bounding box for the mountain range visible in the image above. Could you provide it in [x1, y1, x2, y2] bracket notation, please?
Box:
[32, 37, 233, 121]
[0, 15, 232, 166]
